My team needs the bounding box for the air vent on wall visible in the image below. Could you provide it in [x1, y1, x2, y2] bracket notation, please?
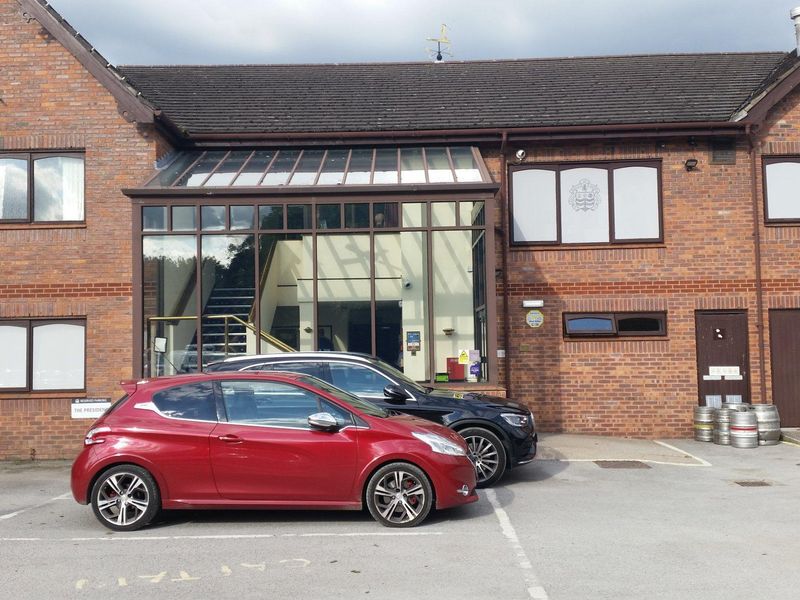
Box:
[710, 138, 736, 165]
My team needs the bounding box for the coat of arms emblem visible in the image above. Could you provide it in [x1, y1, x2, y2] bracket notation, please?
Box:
[568, 178, 601, 212]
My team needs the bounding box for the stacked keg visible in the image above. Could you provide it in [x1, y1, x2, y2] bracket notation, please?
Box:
[730, 411, 759, 449]
[712, 408, 732, 445]
[693, 403, 781, 449]
[693, 406, 714, 442]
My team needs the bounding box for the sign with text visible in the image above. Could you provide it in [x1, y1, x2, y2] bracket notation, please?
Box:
[71, 398, 111, 420]
[406, 331, 421, 352]
[526, 309, 544, 328]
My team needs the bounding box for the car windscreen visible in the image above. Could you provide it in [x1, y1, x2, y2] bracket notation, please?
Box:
[371, 360, 428, 394]
[296, 375, 390, 418]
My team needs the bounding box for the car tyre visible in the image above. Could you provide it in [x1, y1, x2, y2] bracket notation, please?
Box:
[460, 427, 507, 488]
[366, 462, 433, 528]
[90, 464, 160, 532]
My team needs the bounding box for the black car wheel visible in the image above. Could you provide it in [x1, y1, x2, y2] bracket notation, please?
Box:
[90, 465, 160, 532]
[365, 462, 433, 527]
[460, 427, 507, 487]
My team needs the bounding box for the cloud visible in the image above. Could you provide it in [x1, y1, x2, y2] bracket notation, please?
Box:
[50, 0, 795, 65]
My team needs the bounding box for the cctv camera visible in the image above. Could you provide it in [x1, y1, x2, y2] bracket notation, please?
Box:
[402, 279, 412, 289]
[515, 149, 526, 161]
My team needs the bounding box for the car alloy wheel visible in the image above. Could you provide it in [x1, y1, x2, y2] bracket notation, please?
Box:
[90, 465, 160, 532]
[460, 427, 507, 488]
[366, 462, 433, 527]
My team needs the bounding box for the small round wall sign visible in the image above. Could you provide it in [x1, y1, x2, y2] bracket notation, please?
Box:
[526, 309, 544, 328]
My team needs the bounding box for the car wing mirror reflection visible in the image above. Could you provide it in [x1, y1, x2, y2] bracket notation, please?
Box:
[308, 412, 340, 431]
[383, 384, 410, 404]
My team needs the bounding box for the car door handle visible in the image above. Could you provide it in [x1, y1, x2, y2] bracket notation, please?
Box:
[217, 434, 243, 444]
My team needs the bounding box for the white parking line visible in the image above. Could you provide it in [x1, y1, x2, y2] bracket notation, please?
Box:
[547, 457, 709, 467]
[485, 489, 549, 600]
[0, 492, 71, 521]
[0, 531, 444, 542]
[653, 441, 712, 466]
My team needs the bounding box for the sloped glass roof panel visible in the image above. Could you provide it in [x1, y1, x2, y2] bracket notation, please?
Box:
[231, 150, 275, 186]
[147, 146, 490, 189]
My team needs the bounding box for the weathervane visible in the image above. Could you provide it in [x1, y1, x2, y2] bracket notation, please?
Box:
[426, 24, 452, 63]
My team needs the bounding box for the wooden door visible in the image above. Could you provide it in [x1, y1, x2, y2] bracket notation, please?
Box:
[695, 311, 750, 406]
[769, 309, 800, 426]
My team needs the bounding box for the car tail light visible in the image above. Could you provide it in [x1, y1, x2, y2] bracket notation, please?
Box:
[84, 426, 111, 446]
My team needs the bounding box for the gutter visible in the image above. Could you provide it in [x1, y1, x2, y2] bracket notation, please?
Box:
[498, 132, 512, 396]
[185, 121, 748, 147]
[747, 126, 768, 406]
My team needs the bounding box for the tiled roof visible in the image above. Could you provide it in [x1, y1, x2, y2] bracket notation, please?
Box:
[119, 52, 788, 136]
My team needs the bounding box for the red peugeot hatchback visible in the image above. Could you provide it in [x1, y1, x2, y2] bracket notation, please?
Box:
[71, 372, 477, 531]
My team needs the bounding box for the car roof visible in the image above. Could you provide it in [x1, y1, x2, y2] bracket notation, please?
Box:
[122, 370, 312, 391]
[212, 351, 378, 366]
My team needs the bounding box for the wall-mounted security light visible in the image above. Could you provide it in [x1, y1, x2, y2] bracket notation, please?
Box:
[522, 299, 544, 308]
[684, 158, 699, 172]
[514, 149, 526, 162]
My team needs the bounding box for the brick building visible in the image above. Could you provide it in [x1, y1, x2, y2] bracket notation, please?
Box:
[1, 0, 800, 458]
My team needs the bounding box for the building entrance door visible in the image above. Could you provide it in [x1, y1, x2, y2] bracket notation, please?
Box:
[769, 309, 800, 426]
[695, 311, 750, 406]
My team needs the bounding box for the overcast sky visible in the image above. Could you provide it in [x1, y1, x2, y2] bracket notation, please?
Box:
[48, 0, 799, 66]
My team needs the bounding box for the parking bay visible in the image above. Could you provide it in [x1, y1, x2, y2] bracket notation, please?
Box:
[1, 436, 799, 600]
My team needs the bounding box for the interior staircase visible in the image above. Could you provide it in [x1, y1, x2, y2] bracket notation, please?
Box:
[200, 286, 256, 362]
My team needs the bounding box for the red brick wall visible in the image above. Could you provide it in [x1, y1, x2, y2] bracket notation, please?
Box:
[486, 138, 770, 438]
[751, 85, 800, 409]
[0, 0, 167, 459]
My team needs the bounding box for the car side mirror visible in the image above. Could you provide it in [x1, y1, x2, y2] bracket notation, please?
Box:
[383, 384, 410, 404]
[308, 412, 340, 431]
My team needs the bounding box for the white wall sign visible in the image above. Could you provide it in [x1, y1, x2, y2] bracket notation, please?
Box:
[707, 366, 742, 380]
[71, 398, 111, 420]
[709, 366, 740, 377]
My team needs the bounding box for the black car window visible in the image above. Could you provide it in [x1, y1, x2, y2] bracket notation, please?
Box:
[240, 362, 274, 372]
[220, 380, 322, 428]
[328, 363, 392, 397]
[297, 375, 389, 418]
[255, 361, 322, 378]
[151, 382, 217, 422]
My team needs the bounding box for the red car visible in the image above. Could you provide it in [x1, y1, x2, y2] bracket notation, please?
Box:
[71, 372, 477, 531]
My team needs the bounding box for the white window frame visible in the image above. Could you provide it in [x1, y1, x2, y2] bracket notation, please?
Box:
[510, 160, 663, 245]
[0, 318, 86, 392]
[764, 157, 800, 223]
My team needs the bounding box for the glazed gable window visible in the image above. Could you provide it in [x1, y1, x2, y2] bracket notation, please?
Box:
[563, 312, 666, 338]
[0, 153, 85, 223]
[510, 161, 662, 245]
[764, 158, 800, 221]
[0, 319, 86, 391]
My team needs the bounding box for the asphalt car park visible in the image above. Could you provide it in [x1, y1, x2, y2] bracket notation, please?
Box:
[2, 435, 799, 600]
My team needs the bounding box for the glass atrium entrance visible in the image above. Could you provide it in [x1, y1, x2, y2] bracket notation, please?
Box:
[130, 146, 498, 384]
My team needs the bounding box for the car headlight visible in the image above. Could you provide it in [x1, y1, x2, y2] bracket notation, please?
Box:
[500, 413, 529, 427]
[412, 432, 466, 456]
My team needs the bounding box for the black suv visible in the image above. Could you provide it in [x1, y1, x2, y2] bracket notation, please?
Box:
[206, 352, 537, 487]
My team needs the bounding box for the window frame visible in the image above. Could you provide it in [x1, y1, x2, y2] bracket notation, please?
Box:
[135, 191, 498, 386]
[217, 378, 346, 430]
[563, 312, 667, 339]
[0, 151, 86, 225]
[0, 318, 87, 392]
[762, 156, 800, 224]
[509, 159, 664, 246]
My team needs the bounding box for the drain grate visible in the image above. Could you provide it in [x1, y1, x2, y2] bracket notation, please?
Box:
[594, 460, 651, 469]
[735, 480, 771, 487]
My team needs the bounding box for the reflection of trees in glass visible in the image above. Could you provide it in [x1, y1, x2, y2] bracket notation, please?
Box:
[202, 235, 255, 288]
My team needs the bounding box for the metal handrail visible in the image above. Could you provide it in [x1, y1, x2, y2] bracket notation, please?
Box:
[206, 314, 296, 353]
[147, 314, 295, 353]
